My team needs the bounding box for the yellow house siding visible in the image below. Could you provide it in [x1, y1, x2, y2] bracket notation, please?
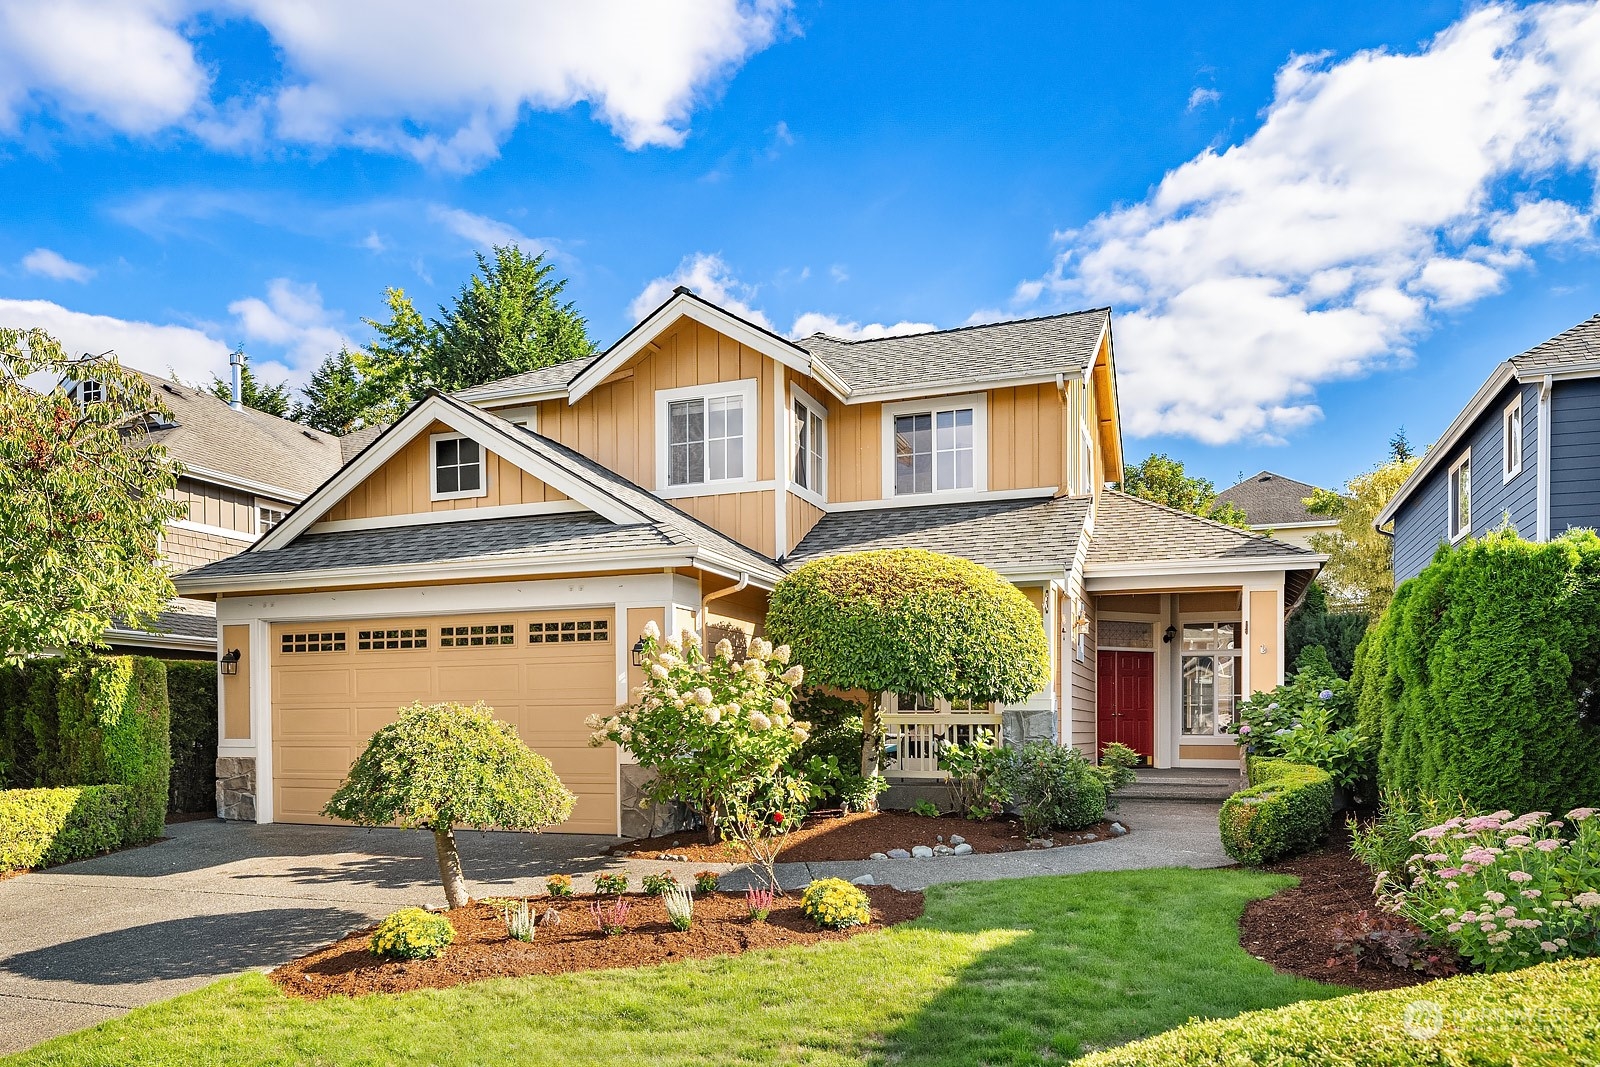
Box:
[990, 383, 1066, 492]
[675, 490, 778, 559]
[324, 421, 567, 522]
[221, 623, 250, 740]
[786, 492, 825, 551]
[1069, 578, 1097, 754]
[1247, 589, 1282, 695]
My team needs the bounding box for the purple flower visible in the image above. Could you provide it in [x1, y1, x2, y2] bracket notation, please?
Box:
[1319, 689, 1334, 701]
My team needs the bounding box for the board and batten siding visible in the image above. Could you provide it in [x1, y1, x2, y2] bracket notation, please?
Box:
[1390, 380, 1539, 584]
[1549, 377, 1600, 534]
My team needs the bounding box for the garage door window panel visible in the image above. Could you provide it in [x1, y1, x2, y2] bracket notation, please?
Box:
[441, 623, 516, 647]
[281, 631, 346, 653]
[357, 628, 428, 650]
[530, 619, 609, 644]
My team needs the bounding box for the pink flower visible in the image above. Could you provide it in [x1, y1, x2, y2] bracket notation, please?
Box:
[1483, 890, 1506, 905]
[1567, 807, 1597, 821]
[1535, 840, 1563, 853]
[1238, 724, 1251, 735]
[1446, 922, 1463, 933]
[1541, 941, 1560, 952]
[1496, 906, 1517, 919]
[1507, 870, 1534, 883]
[1480, 921, 1498, 932]
[1522, 889, 1543, 899]
[1413, 825, 1450, 841]
[1504, 835, 1533, 848]
[1575, 892, 1600, 910]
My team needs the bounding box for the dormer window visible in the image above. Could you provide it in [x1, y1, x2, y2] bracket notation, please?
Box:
[883, 394, 987, 498]
[656, 380, 758, 492]
[78, 379, 103, 406]
[431, 432, 487, 501]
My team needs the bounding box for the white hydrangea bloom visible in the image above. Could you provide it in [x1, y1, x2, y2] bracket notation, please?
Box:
[643, 620, 661, 639]
[649, 663, 669, 680]
[781, 665, 805, 685]
[694, 687, 715, 706]
[772, 644, 791, 665]
[715, 638, 735, 661]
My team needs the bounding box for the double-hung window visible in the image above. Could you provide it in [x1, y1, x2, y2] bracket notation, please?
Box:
[657, 380, 758, 491]
[432, 433, 486, 500]
[792, 389, 826, 496]
[885, 395, 986, 498]
[1449, 451, 1472, 542]
[1503, 396, 1523, 482]
[1180, 622, 1242, 737]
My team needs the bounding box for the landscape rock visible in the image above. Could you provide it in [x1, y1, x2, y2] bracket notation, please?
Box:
[952, 842, 974, 855]
[933, 844, 953, 856]
[1083, 834, 1097, 841]
[949, 834, 966, 846]
[1110, 822, 1128, 836]
[1028, 838, 1055, 850]
[886, 848, 911, 859]
[850, 874, 876, 885]
[869, 852, 889, 861]
[911, 845, 935, 858]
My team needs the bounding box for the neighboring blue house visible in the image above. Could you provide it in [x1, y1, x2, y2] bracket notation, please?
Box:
[1379, 314, 1600, 584]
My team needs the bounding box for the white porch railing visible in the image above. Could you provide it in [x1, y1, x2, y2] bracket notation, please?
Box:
[881, 711, 1003, 778]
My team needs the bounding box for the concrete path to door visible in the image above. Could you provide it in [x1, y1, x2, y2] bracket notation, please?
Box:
[0, 798, 1226, 1056]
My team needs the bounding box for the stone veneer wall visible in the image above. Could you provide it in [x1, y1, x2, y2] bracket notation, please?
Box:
[619, 763, 697, 840]
[216, 756, 257, 821]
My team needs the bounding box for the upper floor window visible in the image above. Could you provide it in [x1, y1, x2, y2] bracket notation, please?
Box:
[257, 506, 287, 534]
[1449, 450, 1471, 541]
[78, 379, 103, 406]
[656, 380, 758, 491]
[884, 394, 987, 498]
[432, 433, 486, 501]
[1503, 396, 1523, 482]
[792, 389, 826, 496]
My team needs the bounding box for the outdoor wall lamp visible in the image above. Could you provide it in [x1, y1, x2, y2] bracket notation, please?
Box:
[1162, 625, 1177, 644]
[219, 649, 241, 676]
[630, 638, 647, 668]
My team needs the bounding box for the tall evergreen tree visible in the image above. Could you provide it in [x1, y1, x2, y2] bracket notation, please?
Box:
[206, 348, 293, 418]
[1388, 426, 1415, 462]
[294, 348, 377, 435]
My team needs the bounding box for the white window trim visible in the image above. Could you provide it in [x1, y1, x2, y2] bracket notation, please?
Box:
[1079, 419, 1095, 496]
[791, 384, 828, 502]
[654, 378, 760, 492]
[1448, 449, 1472, 543]
[1176, 615, 1244, 740]
[881, 693, 1001, 715]
[1502, 396, 1523, 484]
[881, 392, 989, 499]
[429, 431, 490, 502]
[255, 504, 288, 536]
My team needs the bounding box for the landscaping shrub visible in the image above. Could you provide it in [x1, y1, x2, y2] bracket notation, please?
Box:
[164, 659, 217, 814]
[0, 785, 128, 873]
[0, 656, 170, 847]
[1077, 957, 1600, 1066]
[1284, 580, 1369, 679]
[801, 877, 871, 929]
[1219, 757, 1334, 865]
[1231, 670, 1373, 793]
[1353, 529, 1600, 814]
[1375, 807, 1600, 972]
[369, 908, 455, 961]
[1348, 789, 1472, 881]
[992, 740, 1107, 837]
[790, 691, 883, 811]
[1091, 742, 1141, 808]
[938, 729, 1009, 819]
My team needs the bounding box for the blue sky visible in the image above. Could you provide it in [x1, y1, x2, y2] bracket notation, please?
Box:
[2, 0, 1598, 493]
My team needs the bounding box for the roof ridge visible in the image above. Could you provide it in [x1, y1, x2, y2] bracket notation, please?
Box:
[800, 306, 1110, 347]
[1103, 489, 1310, 549]
[131, 367, 339, 443]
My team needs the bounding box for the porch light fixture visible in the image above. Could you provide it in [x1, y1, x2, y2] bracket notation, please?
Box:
[631, 638, 647, 668]
[219, 649, 241, 676]
[1162, 625, 1177, 645]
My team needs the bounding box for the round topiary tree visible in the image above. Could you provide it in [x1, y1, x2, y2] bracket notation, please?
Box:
[323, 701, 575, 908]
[766, 548, 1051, 781]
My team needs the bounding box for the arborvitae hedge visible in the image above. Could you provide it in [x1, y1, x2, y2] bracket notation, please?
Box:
[165, 660, 218, 814]
[0, 656, 171, 844]
[1351, 530, 1600, 812]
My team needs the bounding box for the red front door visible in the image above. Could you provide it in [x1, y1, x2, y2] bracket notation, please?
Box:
[1096, 650, 1154, 763]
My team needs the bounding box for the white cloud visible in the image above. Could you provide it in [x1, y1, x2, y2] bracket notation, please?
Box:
[227, 278, 353, 368]
[427, 204, 557, 259]
[20, 248, 94, 283]
[1018, 2, 1600, 445]
[630, 252, 774, 328]
[0, 297, 228, 383]
[360, 230, 386, 253]
[829, 264, 849, 283]
[789, 312, 936, 340]
[0, 1, 790, 170]
[1187, 87, 1221, 110]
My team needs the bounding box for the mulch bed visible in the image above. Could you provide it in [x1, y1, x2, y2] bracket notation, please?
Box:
[272, 886, 924, 999]
[619, 810, 1124, 862]
[1240, 827, 1448, 991]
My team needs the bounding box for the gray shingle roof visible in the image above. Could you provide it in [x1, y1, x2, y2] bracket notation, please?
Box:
[109, 597, 216, 643]
[1511, 314, 1600, 374]
[1213, 471, 1328, 527]
[453, 359, 591, 402]
[1088, 491, 1318, 567]
[798, 309, 1108, 397]
[135, 371, 344, 498]
[338, 422, 389, 463]
[789, 495, 1090, 572]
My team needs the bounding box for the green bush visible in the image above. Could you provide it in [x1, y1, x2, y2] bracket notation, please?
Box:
[1348, 789, 1472, 881]
[165, 659, 217, 814]
[1218, 757, 1334, 865]
[0, 656, 170, 845]
[0, 785, 128, 872]
[1285, 580, 1369, 679]
[368, 907, 455, 961]
[1077, 957, 1600, 1066]
[1354, 529, 1600, 813]
[993, 740, 1107, 837]
[1090, 742, 1141, 807]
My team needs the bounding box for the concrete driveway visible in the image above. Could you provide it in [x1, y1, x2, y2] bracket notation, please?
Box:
[0, 799, 1226, 1055]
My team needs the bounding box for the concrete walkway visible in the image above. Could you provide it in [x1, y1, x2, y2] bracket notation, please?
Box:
[0, 799, 1225, 1055]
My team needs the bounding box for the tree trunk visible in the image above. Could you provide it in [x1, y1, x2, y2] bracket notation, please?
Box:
[433, 827, 469, 910]
[703, 800, 719, 845]
[860, 693, 883, 810]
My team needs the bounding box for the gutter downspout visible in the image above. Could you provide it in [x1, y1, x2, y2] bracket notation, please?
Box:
[1537, 374, 1553, 542]
[700, 571, 751, 628]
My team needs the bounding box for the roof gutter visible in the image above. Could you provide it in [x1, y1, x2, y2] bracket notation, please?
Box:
[700, 571, 751, 621]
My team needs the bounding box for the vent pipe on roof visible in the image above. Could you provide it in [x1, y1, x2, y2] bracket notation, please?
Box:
[228, 348, 244, 411]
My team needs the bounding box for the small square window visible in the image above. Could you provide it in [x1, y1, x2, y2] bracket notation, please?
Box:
[79, 380, 103, 406]
[433, 434, 485, 499]
[257, 506, 287, 534]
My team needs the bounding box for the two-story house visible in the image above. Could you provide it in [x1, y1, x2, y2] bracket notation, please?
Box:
[92, 371, 349, 658]
[1378, 314, 1600, 584]
[174, 288, 1321, 834]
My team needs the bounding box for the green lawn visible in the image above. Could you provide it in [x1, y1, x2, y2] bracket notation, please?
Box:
[5, 868, 1348, 1066]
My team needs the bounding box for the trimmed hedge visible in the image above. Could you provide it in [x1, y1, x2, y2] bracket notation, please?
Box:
[0, 656, 171, 865]
[0, 785, 128, 872]
[165, 659, 218, 814]
[1078, 956, 1600, 1066]
[1352, 529, 1600, 813]
[1218, 757, 1334, 865]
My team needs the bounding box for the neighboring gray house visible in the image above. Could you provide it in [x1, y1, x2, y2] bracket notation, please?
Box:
[1378, 314, 1600, 584]
[1214, 471, 1338, 553]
